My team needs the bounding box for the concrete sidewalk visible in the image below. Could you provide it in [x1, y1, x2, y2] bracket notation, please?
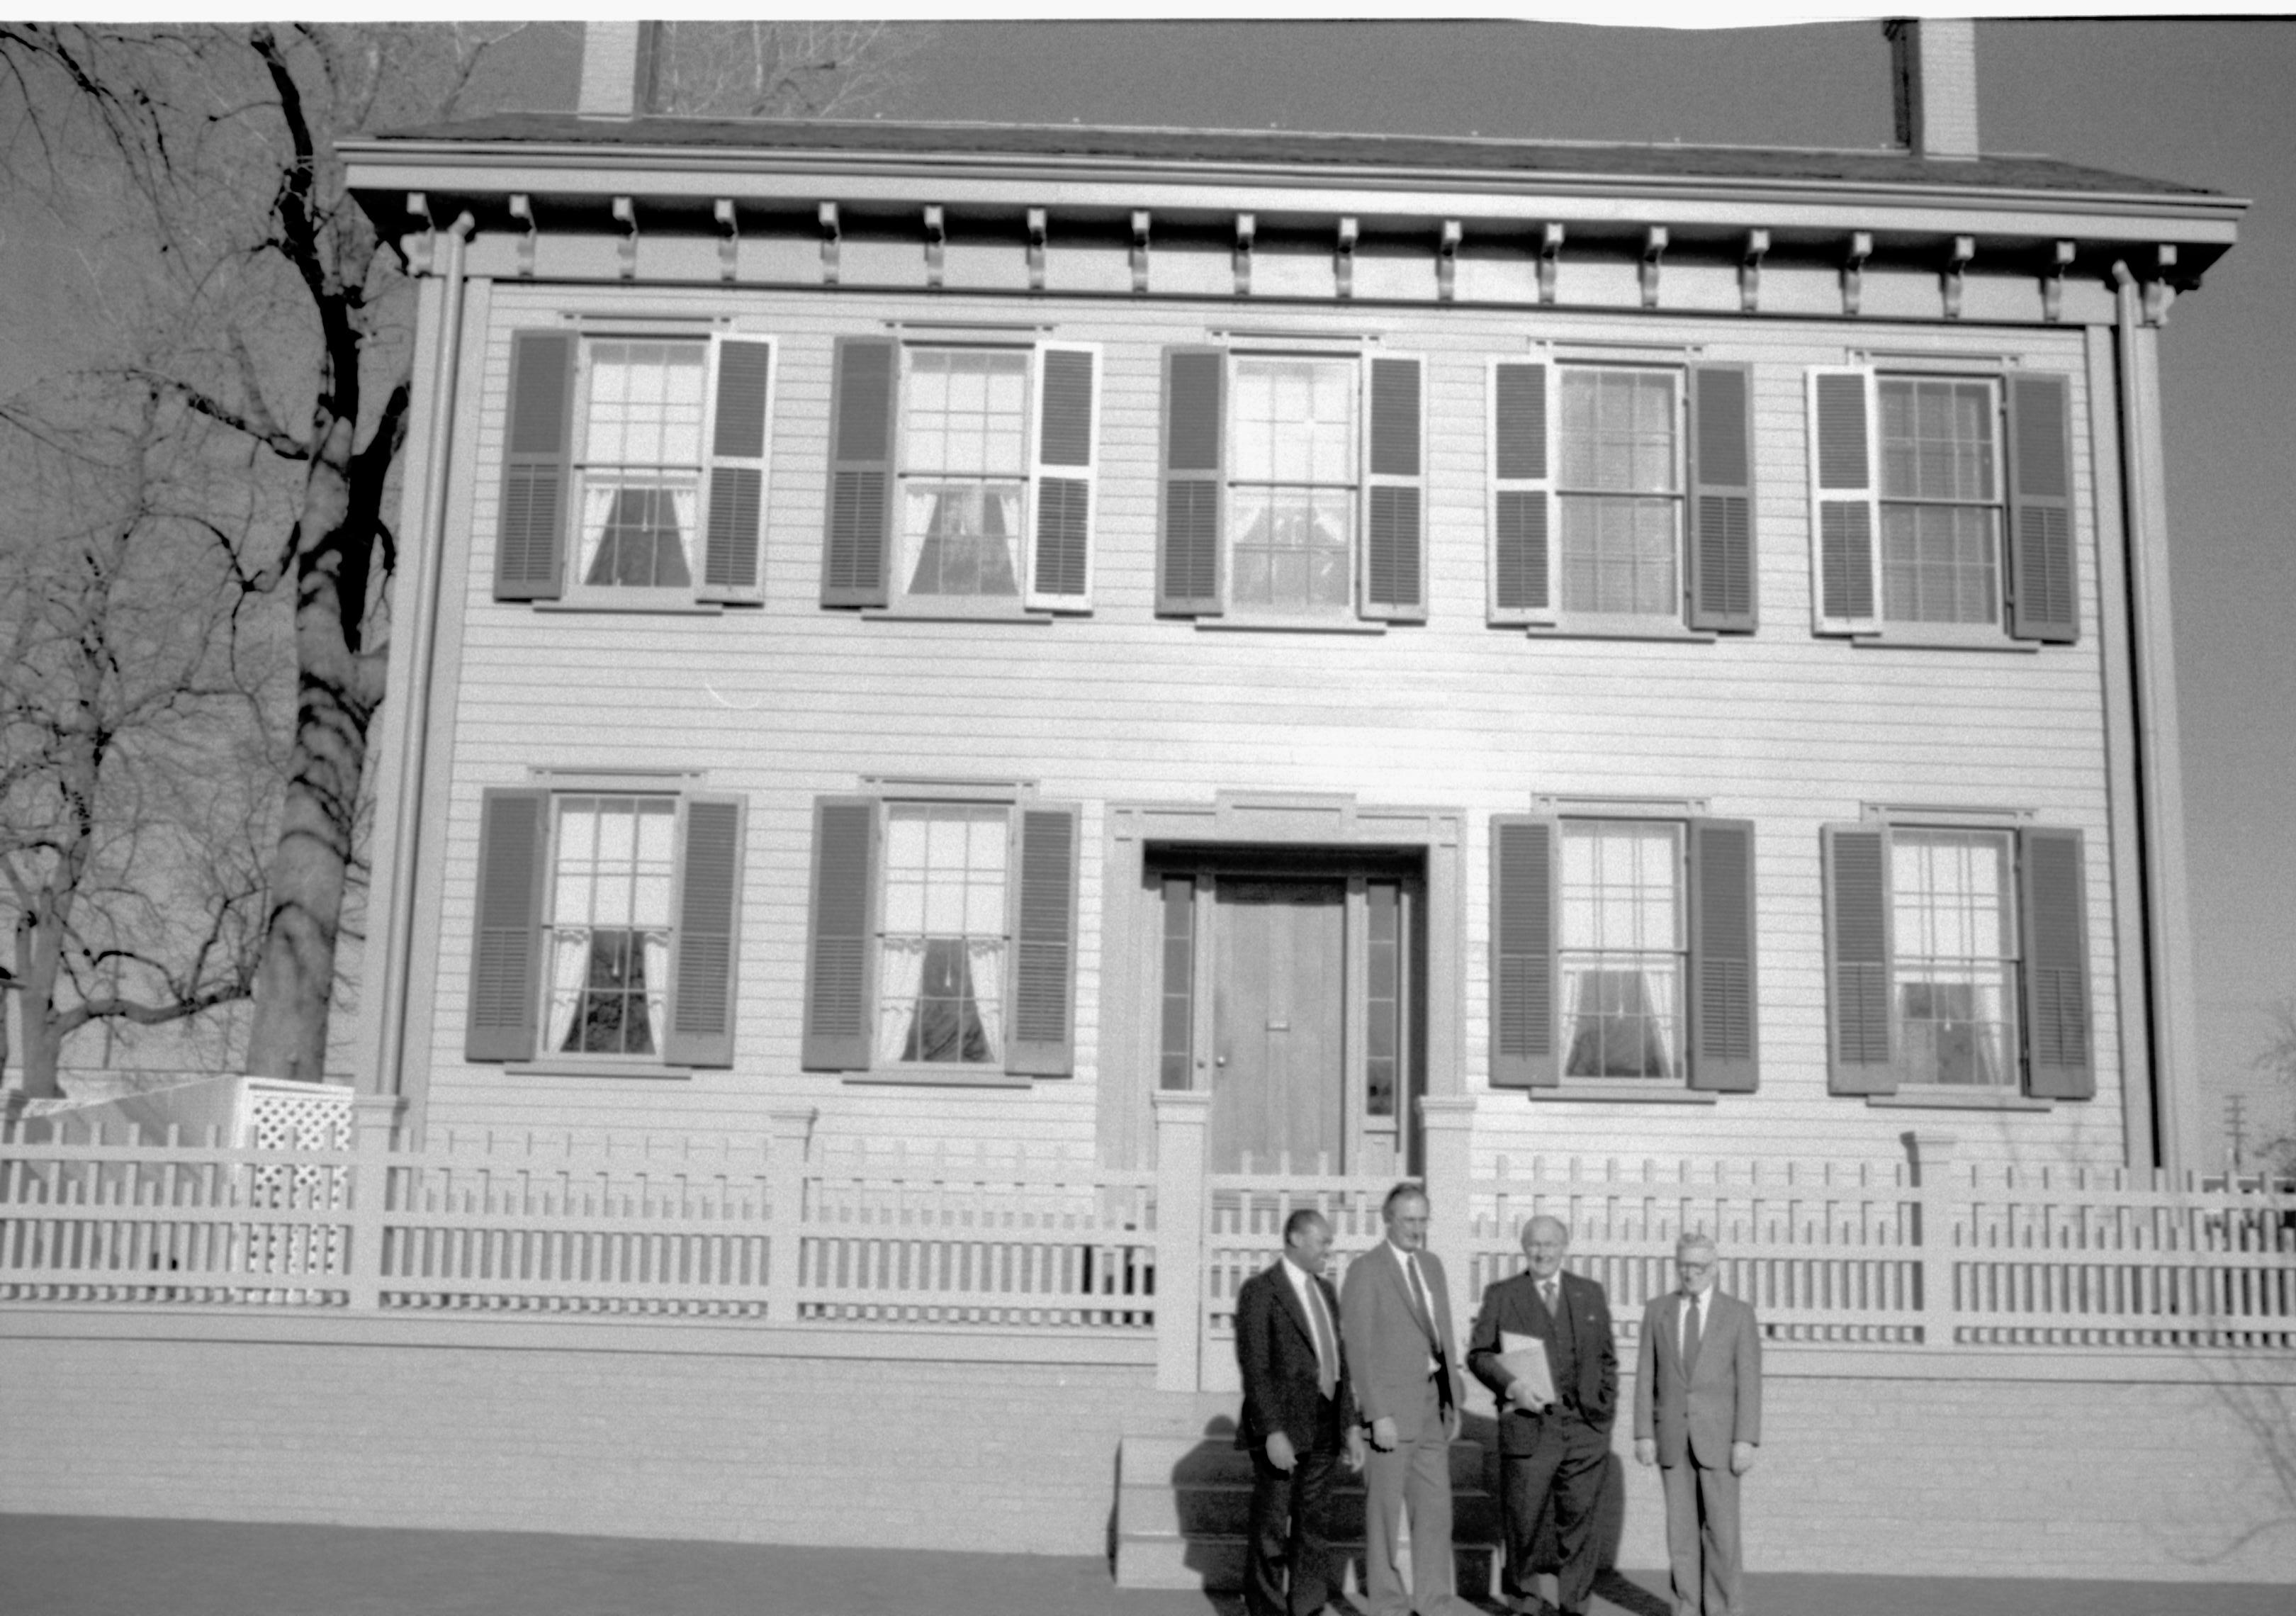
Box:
[2, 1517, 2287, 1616]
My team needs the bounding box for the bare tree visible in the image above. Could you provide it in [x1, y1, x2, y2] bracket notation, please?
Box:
[0, 22, 932, 1087]
[2250, 997, 2296, 1182]
[650, 21, 930, 118]
[0, 381, 277, 1099]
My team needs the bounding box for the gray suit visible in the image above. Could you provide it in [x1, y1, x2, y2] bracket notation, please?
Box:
[1634, 1288, 1762, 1616]
[1340, 1240, 1465, 1616]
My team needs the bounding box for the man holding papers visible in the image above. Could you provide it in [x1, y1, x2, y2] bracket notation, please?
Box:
[1467, 1216, 1617, 1616]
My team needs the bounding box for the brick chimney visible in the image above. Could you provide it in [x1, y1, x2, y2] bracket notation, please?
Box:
[1886, 18, 1980, 161]
[577, 20, 662, 118]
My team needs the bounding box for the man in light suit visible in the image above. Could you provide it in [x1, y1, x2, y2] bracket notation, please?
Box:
[1340, 1182, 1468, 1616]
[1634, 1233, 1762, 1616]
[1234, 1208, 1365, 1616]
[1467, 1216, 1617, 1616]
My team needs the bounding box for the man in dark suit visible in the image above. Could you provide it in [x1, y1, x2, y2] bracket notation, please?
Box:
[1236, 1207, 1365, 1616]
[1468, 1215, 1617, 1616]
[1634, 1233, 1762, 1616]
[1340, 1182, 1468, 1616]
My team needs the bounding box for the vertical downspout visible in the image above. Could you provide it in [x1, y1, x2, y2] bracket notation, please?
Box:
[2110, 261, 2201, 1176]
[362, 212, 473, 1148]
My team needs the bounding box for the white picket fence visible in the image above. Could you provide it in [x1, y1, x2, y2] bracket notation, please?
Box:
[0, 1118, 1157, 1329]
[3, 1117, 2290, 1367]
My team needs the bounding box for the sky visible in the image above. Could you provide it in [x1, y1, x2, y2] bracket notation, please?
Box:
[507, 16, 2296, 1158]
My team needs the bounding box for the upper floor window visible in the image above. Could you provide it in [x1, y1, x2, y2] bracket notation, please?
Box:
[1489, 361, 1755, 634]
[823, 338, 1100, 615]
[1157, 347, 1426, 624]
[493, 328, 773, 607]
[1808, 367, 2076, 644]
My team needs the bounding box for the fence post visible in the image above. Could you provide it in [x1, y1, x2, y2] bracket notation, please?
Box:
[342, 1113, 398, 1313]
[765, 1106, 818, 1323]
[1152, 1089, 1212, 1391]
[1906, 1130, 1958, 1348]
[1419, 1094, 1478, 1322]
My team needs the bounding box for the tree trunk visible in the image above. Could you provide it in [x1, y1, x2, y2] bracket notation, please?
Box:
[242, 411, 379, 1084]
[13, 914, 66, 1101]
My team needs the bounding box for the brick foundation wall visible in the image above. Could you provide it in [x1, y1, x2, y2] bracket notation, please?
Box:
[4, 1314, 2290, 1581]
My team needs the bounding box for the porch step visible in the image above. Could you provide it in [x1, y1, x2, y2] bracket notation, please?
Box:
[1114, 1430, 1500, 1593]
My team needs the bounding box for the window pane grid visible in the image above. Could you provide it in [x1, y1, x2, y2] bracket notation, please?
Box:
[1878, 377, 2003, 626]
[575, 341, 707, 590]
[1558, 369, 1679, 617]
[547, 795, 676, 1057]
[1891, 829, 2019, 1087]
[1559, 821, 1684, 1080]
[899, 349, 1030, 600]
[880, 804, 1009, 1065]
[1227, 358, 1357, 616]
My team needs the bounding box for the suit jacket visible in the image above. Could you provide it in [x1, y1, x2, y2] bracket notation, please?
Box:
[1339, 1240, 1461, 1442]
[1234, 1259, 1356, 1454]
[1467, 1267, 1618, 1454]
[1633, 1287, 1762, 1469]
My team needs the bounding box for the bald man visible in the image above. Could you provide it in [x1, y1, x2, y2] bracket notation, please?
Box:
[1467, 1216, 1617, 1616]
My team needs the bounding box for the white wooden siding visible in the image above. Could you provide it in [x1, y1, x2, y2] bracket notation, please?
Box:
[417, 282, 2121, 1171]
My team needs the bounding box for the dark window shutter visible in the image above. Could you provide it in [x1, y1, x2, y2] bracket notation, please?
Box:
[495, 332, 574, 601]
[1490, 361, 1552, 622]
[1030, 345, 1096, 609]
[808, 794, 877, 1074]
[2020, 826, 2094, 1099]
[801, 796, 878, 1070]
[1007, 802, 1081, 1076]
[1822, 825, 1896, 1095]
[665, 794, 745, 1067]
[2007, 373, 2078, 644]
[1158, 347, 1224, 615]
[702, 339, 770, 601]
[1810, 369, 1878, 632]
[1363, 357, 1426, 621]
[821, 337, 896, 607]
[1687, 818, 1759, 1092]
[1490, 816, 1559, 1089]
[1688, 365, 1757, 632]
[466, 788, 551, 1061]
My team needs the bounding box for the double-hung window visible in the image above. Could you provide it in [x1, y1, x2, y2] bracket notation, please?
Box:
[493, 329, 774, 605]
[1489, 813, 1757, 1094]
[1157, 347, 1426, 623]
[465, 785, 747, 1070]
[1821, 820, 2093, 1099]
[821, 338, 1100, 614]
[801, 790, 1082, 1080]
[1488, 361, 1756, 633]
[1808, 367, 2076, 642]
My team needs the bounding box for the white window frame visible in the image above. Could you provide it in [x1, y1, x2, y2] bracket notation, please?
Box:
[538, 789, 686, 1067]
[1555, 816, 1691, 1087]
[564, 330, 774, 605]
[887, 341, 1100, 617]
[1886, 824, 2023, 1090]
[1220, 348, 1369, 623]
[867, 791, 1025, 1077]
[1551, 361, 1688, 630]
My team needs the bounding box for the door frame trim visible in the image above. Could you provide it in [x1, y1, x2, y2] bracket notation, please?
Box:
[1098, 792, 1464, 1172]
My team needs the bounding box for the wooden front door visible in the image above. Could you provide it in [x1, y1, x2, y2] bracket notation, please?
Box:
[1208, 878, 1346, 1173]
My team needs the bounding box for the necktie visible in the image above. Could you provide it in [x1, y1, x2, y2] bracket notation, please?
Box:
[1305, 1279, 1338, 1399]
[1682, 1292, 1704, 1367]
[1406, 1252, 1437, 1336]
[1539, 1279, 1558, 1316]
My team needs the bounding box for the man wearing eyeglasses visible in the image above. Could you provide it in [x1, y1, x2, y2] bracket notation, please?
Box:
[1633, 1233, 1761, 1616]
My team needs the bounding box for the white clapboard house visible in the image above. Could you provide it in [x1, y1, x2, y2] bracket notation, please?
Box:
[339, 22, 2234, 1188]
